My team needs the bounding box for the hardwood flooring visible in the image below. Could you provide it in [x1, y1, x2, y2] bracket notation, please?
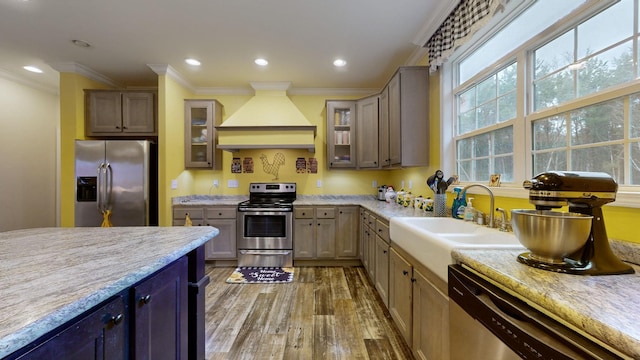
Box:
[204, 266, 414, 360]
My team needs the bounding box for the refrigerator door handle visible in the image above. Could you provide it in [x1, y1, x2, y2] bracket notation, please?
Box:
[96, 163, 104, 213]
[105, 163, 112, 210]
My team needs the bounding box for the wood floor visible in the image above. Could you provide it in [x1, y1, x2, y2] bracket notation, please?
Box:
[204, 265, 414, 360]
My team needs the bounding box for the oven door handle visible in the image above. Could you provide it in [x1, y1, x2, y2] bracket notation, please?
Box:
[239, 250, 292, 255]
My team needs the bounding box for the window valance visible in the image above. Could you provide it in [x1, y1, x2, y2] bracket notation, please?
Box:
[425, 0, 507, 71]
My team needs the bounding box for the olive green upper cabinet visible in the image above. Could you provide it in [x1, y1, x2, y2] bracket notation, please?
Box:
[356, 95, 380, 169]
[184, 100, 222, 169]
[381, 67, 429, 168]
[85, 90, 156, 136]
[326, 100, 357, 168]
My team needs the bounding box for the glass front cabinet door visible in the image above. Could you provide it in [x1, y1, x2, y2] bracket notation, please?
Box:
[184, 100, 222, 169]
[326, 100, 356, 168]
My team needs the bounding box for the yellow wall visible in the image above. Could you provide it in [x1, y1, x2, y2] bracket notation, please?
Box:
[59, 73, 115, 227]
[58, 69, 639, 243]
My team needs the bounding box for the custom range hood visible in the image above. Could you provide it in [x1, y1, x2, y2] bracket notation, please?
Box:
[216, 82, 317, 152]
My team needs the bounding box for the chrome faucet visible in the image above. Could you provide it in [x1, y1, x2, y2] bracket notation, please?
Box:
[459, 184, 495, 228]
[495, 207, 511, 232]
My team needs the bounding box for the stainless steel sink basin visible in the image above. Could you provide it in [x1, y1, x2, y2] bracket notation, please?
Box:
[389, 217, 523, 282]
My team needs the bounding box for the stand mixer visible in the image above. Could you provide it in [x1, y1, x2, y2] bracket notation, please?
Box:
[517, 171, 634, 275]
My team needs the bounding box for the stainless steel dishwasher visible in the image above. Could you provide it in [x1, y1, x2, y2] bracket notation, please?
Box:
[448, 265, 623, 359]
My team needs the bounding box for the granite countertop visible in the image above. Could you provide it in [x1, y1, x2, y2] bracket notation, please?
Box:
[172, 194, 433, 221]
[452, 248, 640, 359]
[0, 226, 219, 358]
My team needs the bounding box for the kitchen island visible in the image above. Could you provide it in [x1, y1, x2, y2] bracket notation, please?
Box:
[452, 248, 640, 359]
[0, 226, 218, 359]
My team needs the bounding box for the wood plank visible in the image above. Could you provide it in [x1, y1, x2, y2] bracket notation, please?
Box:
[297, 266, 316, 283]
[205, 278, 259, 353]
[333, 298, 368, 359]
[284, 282, 314, 359]
[226, 292, 276, 358]
[255, 333, 287, 359]
[264, 281, 297, 335]
[315, 267, 334, 315]
[330, 267, 352, 300]
[313, 315, 338, 359]
[343, 267, 387, 339]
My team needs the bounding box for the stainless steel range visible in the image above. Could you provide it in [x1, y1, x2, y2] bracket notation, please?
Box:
[237, 182, 296, 267]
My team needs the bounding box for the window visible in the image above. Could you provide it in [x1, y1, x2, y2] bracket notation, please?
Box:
[533, 0, 636, 110]
[445, 0, 640, 191]
[456, 64, 516, 182]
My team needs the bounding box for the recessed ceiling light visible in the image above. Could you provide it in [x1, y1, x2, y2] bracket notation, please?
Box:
[71, 39, 91, 48]
[23, 66, 43, 73]
[333, 59, 347, 67]
[255, 58, 268, 66]
[185, 58, 201, 66]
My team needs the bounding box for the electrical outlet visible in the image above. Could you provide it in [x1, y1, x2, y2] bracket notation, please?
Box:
[317, 180, 322, 188]
[372, 180, 377, 188]
[409, 180, 413, 189]
[213, 179, 219, 187]
[228, 179, 238, 188]
[171, 179, 178, 190]
[401, 180, 405, 189]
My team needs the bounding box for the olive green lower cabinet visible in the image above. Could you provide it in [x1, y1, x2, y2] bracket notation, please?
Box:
[294, 206, 360, 265]
[173, 206, 237, 264]
[388, 246, 450, 360]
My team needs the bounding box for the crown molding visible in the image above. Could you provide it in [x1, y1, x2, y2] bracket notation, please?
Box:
[412, 2, 459, 46]
[0, 67, 59, 95]
[147, 64, 195, 93]
[48, 62, 121, 88]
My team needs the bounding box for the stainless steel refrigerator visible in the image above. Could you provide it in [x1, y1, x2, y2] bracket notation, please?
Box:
[75, 140, 158, 227]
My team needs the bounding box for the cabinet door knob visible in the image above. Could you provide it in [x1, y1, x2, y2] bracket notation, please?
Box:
[140, 294, 151, 305]
[110, 313, 124, 326]
[122, 126, 128, 129]
[402, 270, 409, 276]
[218, 212, 222, 216]
[383, 250, 387, 254]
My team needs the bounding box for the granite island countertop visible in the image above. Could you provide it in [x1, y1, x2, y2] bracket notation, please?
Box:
[452, 248, 640, 359]
[0, 226, 219, 358]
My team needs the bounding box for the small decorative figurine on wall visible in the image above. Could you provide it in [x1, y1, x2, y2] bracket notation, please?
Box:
[231, 157, 242, 173]
[260, 152, 285, 180]
[296, 157, 307, 173]
[308, 158, 318, 174]
[243, 157, 254, 173]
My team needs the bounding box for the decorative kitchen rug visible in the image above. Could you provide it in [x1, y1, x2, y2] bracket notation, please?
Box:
[226, 267, 294, 284]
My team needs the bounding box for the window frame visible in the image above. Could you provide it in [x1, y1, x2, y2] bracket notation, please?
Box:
[440, 0, 640, 206]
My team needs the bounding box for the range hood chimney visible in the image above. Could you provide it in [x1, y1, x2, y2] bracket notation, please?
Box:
[216, 82, 317, 152]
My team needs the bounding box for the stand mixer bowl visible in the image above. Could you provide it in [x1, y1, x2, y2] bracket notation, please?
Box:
[511, 209, 593, 263]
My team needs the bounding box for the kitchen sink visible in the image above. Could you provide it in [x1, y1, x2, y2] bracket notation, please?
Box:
[389, 217, 523, 282]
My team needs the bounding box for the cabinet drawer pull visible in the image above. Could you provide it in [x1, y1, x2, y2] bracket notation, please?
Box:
[140, 294, 151, 305]
[110, 313, 124, 325]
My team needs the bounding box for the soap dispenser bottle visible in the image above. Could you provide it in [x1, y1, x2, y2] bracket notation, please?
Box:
[464, 198, 475, 222]
[451, 187, 465, 219]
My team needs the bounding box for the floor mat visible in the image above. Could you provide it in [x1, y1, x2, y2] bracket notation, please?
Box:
[226, 267, 294, 284]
